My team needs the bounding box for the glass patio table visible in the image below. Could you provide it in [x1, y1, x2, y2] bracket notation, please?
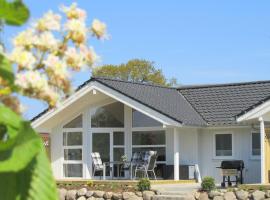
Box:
[102, 161, 134, 180]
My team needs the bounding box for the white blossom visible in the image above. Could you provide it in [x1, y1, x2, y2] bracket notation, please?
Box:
[34, 31, 59, 51]
[91, 19, 108, 39]
[9, 47, 36, 69]
[35, 10, 61, 31]
[15, 71, 48, 90]
[44, 54, 69, 79]
[64, 47, 84, 70]
[60, 3, 86, 21]
[12, 29, 35, 47]
[80, 45, 99, 66]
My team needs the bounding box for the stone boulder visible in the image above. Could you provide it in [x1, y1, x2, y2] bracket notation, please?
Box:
[104, 192, 113, 199]
[94, 191, 105, 198]
[86, 191, 94, 198]
[58, 188, 67, 200]
[199, 192, 209, 200]
[135, 191, 142, 197]
[143, 191, 155, 200]
[235, 190, 249, 200]
[213, 196, 224, 200]
[224, 192, 236, 200]
[252, 191, 266, 200]
[66, 190, 77, 200]
[77, 188, 88, 197]
[266, 190, 270, 198]
[123, 192, 137, 199]
[77, 196, 87, 200]
[112, 192, 123, 200]
[209, 191, 222, 198]
[86, 197, 96, 200]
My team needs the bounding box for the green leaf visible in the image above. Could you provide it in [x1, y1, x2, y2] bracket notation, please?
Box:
[0, 121, 42, 172]
[0, 105, 42, 171]
[0, 53, 15, 85]
[0, 148, 58, 200]
[0, 0, 30, 26]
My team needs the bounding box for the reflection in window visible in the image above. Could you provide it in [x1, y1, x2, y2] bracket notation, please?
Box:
[91, 102, 124, 127]
[63, 115, 82, 128]
[252, 133, 260, 156]
[63, 132, 82, 146]
[63, 164, 82, 177]
[113, 132, 124, 145]
[64, 149, 82, 160]
[132, 131, 165, 145]
[132, 109, 162, 127]
[215, 134, 232, 156]
[132, 147, 166, 161]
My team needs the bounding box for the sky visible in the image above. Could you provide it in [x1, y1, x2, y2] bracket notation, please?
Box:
[3, 0, 270, 119]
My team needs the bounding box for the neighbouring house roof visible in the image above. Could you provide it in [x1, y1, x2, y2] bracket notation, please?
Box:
[32, 77, 270, 127]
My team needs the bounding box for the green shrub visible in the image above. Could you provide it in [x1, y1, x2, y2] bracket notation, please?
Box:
[201, 176, 215, 191]
[137, 178, 151, 191]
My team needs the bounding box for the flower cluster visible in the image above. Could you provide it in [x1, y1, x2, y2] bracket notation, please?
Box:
[4, 3, 108, 110]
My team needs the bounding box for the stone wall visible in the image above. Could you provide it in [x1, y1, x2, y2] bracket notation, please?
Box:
[58, 188, 156, 200]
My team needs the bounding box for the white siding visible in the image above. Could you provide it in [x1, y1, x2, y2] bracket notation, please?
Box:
[198, 127, 260, 184]
[50, 126, 62, 179]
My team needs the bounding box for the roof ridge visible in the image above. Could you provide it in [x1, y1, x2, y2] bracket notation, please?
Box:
[177, 90, 208, 124]
[178, 80, 270, 90]
[92, 76, 176, 89]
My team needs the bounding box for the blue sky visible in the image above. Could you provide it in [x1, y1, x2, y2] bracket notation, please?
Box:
[3, 1, 270, 119]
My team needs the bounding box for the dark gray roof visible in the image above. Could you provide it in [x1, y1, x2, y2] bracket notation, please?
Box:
[32, 77, 270, 127]
[179, 80, 270, 125]
[93, 77, 206, 126]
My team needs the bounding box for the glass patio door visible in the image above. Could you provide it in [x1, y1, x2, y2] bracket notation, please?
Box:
[92, 132, 111, 177]
[92, 131, 125, 178]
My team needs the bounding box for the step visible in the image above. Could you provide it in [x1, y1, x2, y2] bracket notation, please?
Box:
[152, 195, 194, 200]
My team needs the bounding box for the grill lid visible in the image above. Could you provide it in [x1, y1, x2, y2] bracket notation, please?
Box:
[220, 160, 244, 169]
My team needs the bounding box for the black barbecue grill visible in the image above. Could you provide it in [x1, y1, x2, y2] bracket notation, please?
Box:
[217, 160, 244, 187]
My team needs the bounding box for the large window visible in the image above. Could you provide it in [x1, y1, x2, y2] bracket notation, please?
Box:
[251, 133, 260, 156]
[91, 102, 124, 128]
[215, 133, 233, 157]
[63, 132, 83, 177]
[132, 130, 166, 177]
[132, 109, 162, 127]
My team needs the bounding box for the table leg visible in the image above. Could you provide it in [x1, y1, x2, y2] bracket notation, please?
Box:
[130, 164, 133, 179]
[117, 164, 120, 178]
[103, 163, 106, 180]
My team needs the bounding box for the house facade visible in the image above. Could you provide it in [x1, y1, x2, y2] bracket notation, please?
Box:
[32, 77, 270, 184]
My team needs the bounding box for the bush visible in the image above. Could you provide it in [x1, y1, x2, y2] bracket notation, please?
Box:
[201, 176, 215, 191]
[137, 178, 151, 191]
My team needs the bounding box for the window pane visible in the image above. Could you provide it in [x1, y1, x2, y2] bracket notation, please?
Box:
[113, 148, 125, 161]
[63, 132, 82, 146]
[64, 149, 82, 160]
[252, 133, 261, 156]
[63, 115, 82, 128]
[113, 132, 124, 145]
[92, 133, 110, 162]
[132, 109, 162, 127]
[215, 134, 232, 156]
[63, 164, 82, 177]
[91, 102, 124, 127]
[132, 131, 165, 145]
[132, 147, 166, 161]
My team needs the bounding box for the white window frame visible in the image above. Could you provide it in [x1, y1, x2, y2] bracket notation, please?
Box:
[62, 113, 84, 178]
[250, 132, 261, 160]
[213, 132, 234, 160]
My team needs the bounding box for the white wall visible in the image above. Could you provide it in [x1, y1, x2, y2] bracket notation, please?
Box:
[48, 96, 260, 183]
[198, 127, 260, 184]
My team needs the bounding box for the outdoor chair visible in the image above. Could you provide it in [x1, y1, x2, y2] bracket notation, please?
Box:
[91, 152, 108, 179]
[120, 152, 142, 178]
[134, 151, 158, 180]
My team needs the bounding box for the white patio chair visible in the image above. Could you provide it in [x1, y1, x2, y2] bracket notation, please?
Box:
[134, 151, 158, 180]
[120, 152, 142, 178]
[91, 152, 105, 179]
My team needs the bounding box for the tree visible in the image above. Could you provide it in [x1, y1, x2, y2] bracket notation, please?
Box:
[0, 2, 107, 199]
[93, 59, 179, 87]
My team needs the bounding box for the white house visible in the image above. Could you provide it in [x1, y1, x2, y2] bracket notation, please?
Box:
[32, 77, 270, 184]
